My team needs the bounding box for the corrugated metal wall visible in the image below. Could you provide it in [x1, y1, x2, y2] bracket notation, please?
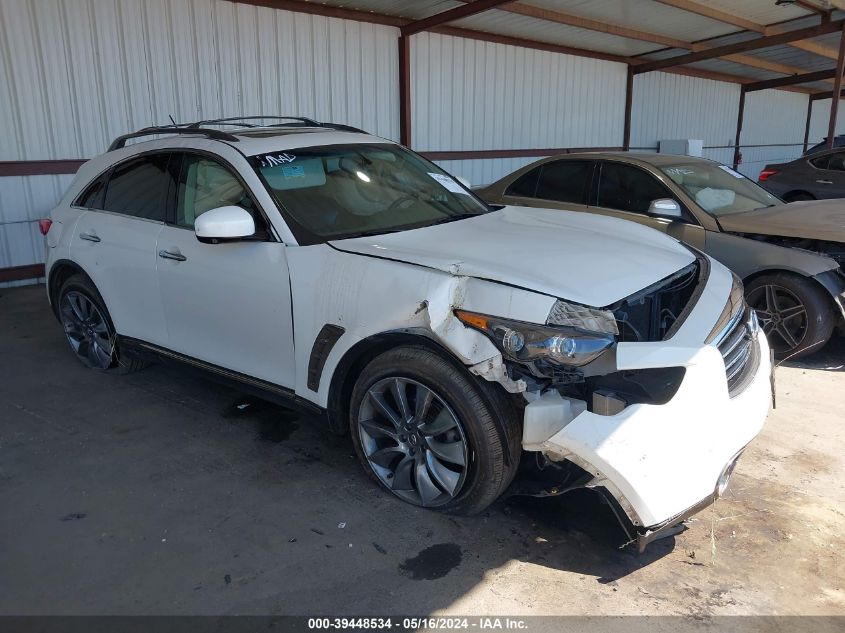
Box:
[412, 32, 628, 186]
[0, 0, 831, 285]
[0, 0, 400, 280]
[631, 72, 740, 151]
[808, 97, 845, 147]
[630, 71, 827, 178]
[739, 88, 810, 179]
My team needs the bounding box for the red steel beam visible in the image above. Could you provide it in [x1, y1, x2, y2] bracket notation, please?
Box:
[0, 160, 84, 177]
[623, 67, 634, 150]
[733, 86, 746, 169]
[401, 0, 514, 37]
[399, 35, 412, 147]
[828, 27, 845, 149]
[421, 146, 624, 160]
[634, 19, 845, 74]
[0, 263, 45, 283]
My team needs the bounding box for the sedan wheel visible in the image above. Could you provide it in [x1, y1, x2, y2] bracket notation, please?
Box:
[356, 377, 469, 508]
[745, 272, 834, 360]
[59, 290, 115, 369]
[747, 283, 807, 355]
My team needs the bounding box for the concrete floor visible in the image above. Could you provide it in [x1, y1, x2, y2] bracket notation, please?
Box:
[1, 284, 844, 616]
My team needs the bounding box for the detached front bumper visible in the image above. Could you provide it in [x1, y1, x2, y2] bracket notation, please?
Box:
[526, 330, 772, 538]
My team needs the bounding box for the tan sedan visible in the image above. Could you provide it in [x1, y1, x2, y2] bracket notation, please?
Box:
[477, 152, 845, 359]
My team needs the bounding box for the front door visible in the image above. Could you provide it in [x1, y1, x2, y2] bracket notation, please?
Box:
[591, 161, 707, 250]
[154, 152, 296, 388]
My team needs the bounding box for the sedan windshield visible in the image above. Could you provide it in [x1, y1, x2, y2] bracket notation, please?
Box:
[660, 162, 781, 217]
[251, 143, 489, 244]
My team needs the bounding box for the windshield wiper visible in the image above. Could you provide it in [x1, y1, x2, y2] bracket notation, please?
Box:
[335, 228, 405, 239]
[425, 212, 485, 227]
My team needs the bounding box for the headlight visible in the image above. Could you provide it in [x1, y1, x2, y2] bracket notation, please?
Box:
[546, 299, 618, 335]
[455, 310, 615, 367]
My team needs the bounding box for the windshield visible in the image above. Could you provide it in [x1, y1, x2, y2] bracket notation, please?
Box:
[251, 143, 489, 244]
[659, 162, 782, 217]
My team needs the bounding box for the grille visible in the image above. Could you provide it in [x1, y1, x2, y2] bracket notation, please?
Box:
[716, 308, 760, 397]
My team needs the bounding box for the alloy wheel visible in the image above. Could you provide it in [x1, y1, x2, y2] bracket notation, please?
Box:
[356, 377, 469, 507]
[59, 291, 115, 369]
[747, 284, 807, 355]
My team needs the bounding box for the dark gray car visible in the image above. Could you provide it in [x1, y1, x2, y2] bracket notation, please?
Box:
[759, 149, 845, 201]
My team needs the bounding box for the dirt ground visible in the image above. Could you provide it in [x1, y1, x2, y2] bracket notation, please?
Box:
[1, 284, 843, 617]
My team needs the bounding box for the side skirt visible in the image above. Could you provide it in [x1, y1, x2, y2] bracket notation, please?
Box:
[120, 337, 326, 418]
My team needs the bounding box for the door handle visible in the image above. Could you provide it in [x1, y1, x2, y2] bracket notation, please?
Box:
[79, 232, 100, 243]
[158, 250, 187, 262]
[816, 179, 833, 184]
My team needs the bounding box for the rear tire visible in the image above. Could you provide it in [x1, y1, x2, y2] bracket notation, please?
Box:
[783, 192, 814, 202]
[349, 345, 521, 515]
[745, 272, 834, 360]
[58, 274, 148, 374]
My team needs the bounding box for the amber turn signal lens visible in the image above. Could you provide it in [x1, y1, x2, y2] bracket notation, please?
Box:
[455, 310, 489, 330]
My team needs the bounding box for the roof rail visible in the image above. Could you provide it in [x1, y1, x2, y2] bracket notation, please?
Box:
[108, 126, 240, 151]
[108, 117, 370, 151]
[188, 116, 321, 128]
[189, 116, 368, 134]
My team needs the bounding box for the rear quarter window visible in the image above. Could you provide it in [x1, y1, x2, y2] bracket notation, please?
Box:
[74, 172, 108, 209]
[102, 154, 172, 221]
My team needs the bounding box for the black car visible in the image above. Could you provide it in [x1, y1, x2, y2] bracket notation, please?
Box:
[805, 135, 845, 156]
[759, 148, 845, 201]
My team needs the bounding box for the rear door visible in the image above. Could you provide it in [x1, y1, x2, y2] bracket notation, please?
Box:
[154, 151, 295, 388]
[592, 161, 706, 249]
[807, 151, 845, 198]
[69, 153, 172, 345]
[499, 159, 595, 212]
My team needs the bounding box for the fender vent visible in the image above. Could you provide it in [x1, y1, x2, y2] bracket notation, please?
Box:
[307, 324, 345, 392]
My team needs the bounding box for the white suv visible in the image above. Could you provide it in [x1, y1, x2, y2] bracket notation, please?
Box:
[43, 117, 772, 549]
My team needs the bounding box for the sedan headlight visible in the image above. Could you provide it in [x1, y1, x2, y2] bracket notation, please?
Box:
[455, 310, 615, 367]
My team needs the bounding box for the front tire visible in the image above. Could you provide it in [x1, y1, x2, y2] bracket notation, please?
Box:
[745, 272, 834, 360]
[58, 274, 147, 373]
[349, 346, 520, 515]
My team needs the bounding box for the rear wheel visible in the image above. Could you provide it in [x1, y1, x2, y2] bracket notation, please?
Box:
[745, 272, 834, 360]
[58, 274, 147, 373]
[783, 192, 814, 202]
[349, 346, 520, 515]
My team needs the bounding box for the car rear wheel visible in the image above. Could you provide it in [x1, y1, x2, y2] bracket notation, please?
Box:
[783, 192, 814, 202]
[745, 272, 834, 360]
[349, 345, 520, 515]
[58, 274, 148, 373]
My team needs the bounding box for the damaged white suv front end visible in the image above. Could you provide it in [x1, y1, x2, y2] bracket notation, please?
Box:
[324, 203, 772, 550]
[511, 265, 770, 550]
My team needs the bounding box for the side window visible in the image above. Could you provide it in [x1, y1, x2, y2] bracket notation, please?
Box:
[102, 154, 171, 221]
[827, 153, 845, 172]
[75, 172, 108, 209]
[176, 155, 255, 229]
[505, 167, 541, 197]
[810, 155, 830, 170]
[597, 162, 673, 214]
[534, 160, 592, 205]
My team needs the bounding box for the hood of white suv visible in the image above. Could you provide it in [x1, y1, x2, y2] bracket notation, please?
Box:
[330, 205, 696, 307]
